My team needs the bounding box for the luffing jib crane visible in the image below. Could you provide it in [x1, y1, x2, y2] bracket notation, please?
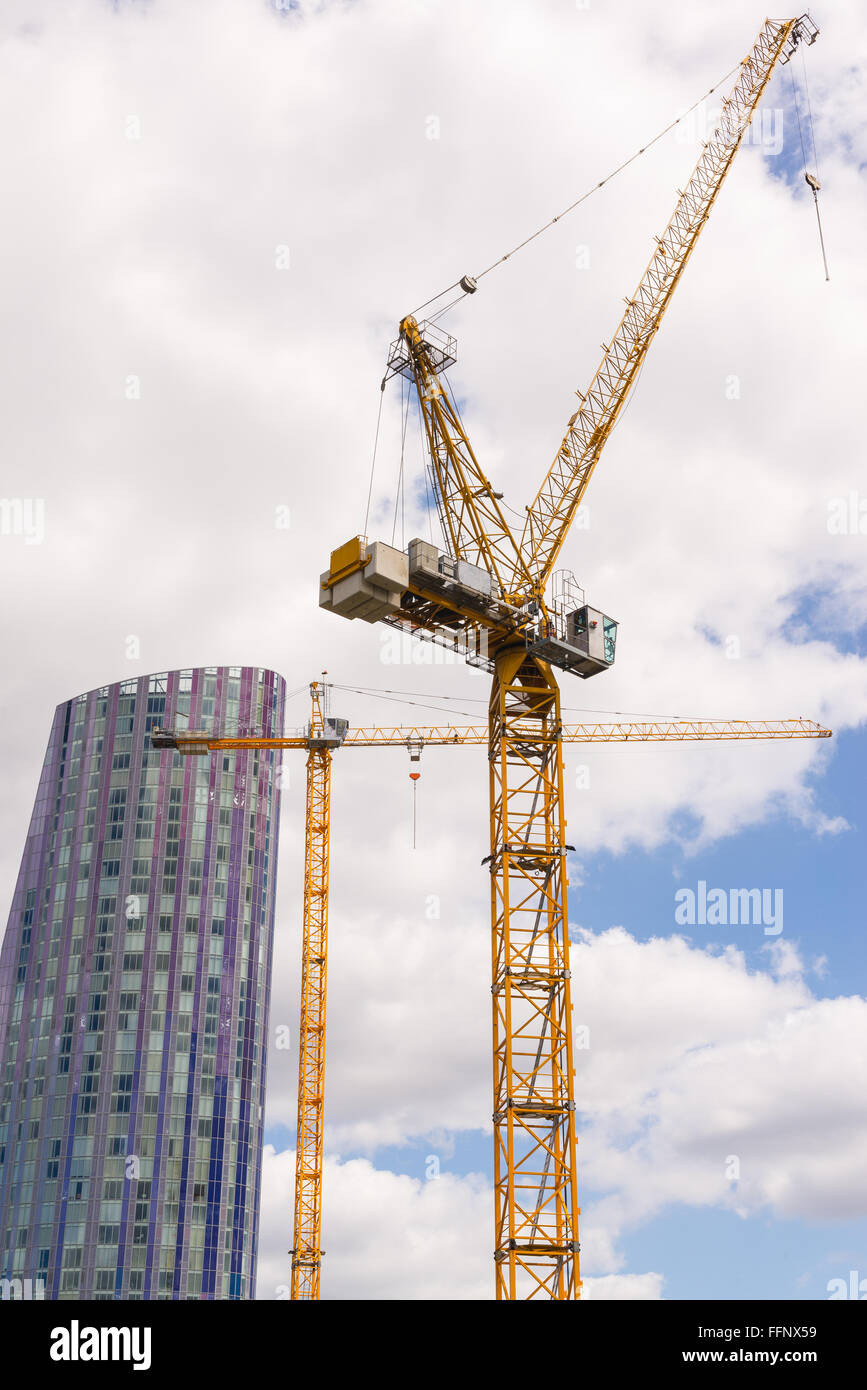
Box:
[316, 15, 822, 1300]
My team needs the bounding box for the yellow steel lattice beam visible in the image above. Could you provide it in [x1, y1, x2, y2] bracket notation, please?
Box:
[490, 648, 578, 1298]
[153, 717, 830, 754]
[396, 315, 532, 602]
[290, 683, 332, 1300]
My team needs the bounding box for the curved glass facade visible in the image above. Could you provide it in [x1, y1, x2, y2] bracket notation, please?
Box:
[0, 666, 284, 1299]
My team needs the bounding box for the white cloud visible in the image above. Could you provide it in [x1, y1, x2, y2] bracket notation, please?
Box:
[257, 1145, 493, 1300]
[266, 888, 491, 1150]
[571, 930, 867, 1270]
[259, 927, 866, 1296]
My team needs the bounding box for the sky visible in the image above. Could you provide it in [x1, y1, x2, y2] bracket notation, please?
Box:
[1, 0, 865, 1301]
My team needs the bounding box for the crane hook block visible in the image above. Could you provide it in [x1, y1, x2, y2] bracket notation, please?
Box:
[459, 274, 478, 294]
[805, 172, 821, 192]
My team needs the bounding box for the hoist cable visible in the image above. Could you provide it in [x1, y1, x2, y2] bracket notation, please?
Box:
[801, 46, 830, 281]
[801, 45, 820, 179]
[789, 59, 830, 281]
[789, 63, 809, 169]
[391, 377, 411, 548]
[411, 778, 417, 850]
[409, 59, 742, 319]
[812, 187, 831, 282]
[363, 384, 386, 539]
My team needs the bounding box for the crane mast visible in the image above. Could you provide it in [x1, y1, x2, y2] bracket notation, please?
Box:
[290, 682, 339, 1299]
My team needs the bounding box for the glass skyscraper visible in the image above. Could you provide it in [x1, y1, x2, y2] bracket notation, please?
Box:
[0, 666, 285, 1299]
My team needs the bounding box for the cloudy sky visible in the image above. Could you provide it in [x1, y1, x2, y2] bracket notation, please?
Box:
[1, 0, 865, 1300]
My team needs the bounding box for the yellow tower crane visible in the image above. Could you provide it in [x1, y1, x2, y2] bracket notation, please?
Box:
[154, 688, 829, 1299]
[316, 15, 823, 1300]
